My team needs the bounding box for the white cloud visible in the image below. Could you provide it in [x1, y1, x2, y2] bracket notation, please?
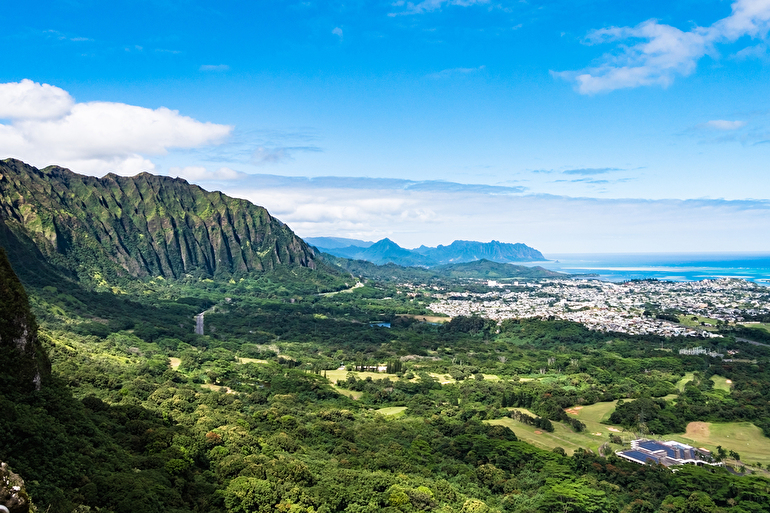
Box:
[252, 146, 322, 165]
[199, 174, 770, 253]
[199, 64, 230, 71]
[332, 27, 343, 39]
[389, 0, 489, 16]
[735, 42, 768, 59]
[0, 79, 232, 176]
[703, 119, 747, 130]
[167, 166, 243, 181]
[0, 79, 74, 120]
[427, 65, 486, 79]
[555, 0, 770, 93]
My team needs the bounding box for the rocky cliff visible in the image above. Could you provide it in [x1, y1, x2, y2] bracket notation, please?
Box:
[0, 159, 316, 283]
[0, 462, 34, 513]
[0, 248, 49, 393]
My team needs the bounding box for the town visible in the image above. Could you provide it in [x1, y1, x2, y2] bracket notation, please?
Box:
[426, 277, 770, 337]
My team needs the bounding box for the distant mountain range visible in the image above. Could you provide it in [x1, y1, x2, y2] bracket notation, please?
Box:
[304, 236, 374, 249]
[311, 237, 544, 267]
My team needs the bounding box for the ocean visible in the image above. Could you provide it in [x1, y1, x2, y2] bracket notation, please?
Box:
[528, 253, 770, 285]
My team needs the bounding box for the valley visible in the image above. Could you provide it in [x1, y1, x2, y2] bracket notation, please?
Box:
[1, 162, 770, 513]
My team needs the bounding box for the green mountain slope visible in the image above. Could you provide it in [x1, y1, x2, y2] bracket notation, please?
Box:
[414, 239, 544, 263]
[434, 259, 562, 279]
[321, 254, 564, 282]
[0, 159, 316, 286]
[0, 248, 50, 393]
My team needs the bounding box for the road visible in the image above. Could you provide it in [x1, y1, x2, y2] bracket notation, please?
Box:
[736, 337, 770, 348]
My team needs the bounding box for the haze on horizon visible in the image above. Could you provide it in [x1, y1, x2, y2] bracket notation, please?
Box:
[1, 0, 769, 253]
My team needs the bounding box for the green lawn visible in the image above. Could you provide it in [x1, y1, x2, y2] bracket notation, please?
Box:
[711, 375, 733, 393]
[667, 422, 770, 467]
[324, 369, 400, 384]
[324, 368, 500, 386]
[376, 406, 407, 416]
[739, 322, 770, 333]
[677, 315, 720, 331]
[237, 357, 268, 364]
[487, 416, 616, 456]
[676, 372, 695, 392]
[331, 385, 362, 400]
[491, 406, 770, 468]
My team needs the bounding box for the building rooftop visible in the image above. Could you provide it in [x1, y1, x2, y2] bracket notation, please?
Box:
[617, 439, 719, 468]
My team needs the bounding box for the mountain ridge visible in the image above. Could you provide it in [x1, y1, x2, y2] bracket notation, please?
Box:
[0, 159, 317, 286]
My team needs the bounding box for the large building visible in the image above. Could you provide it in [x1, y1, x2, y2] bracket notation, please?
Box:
[617, 439, 719, 467]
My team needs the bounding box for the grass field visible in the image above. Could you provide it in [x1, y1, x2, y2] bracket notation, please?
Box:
[324, 369, 401, 384]
[237, 357, 268, 364]
[740, 322, 770, 333]
[667, 422, 770, 467]
[377, 406, 408, 416]
[677, 315, 720, 331]
[491, 402, 770, 467]
[169, 357, 181, 369]
[711, 375, 733, 393]
[490, 403, 635, 455]
[676, 372, 695, 392]
[488, 416, 613, 455]
[200, 383, 235, 394]
[331, 385, 362, 400]
[324, 368, 501, 386]
[397, 314, 451, 323]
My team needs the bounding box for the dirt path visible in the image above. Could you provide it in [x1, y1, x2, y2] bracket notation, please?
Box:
[320, 282, 364, 296]
[686, 422, 710, 439]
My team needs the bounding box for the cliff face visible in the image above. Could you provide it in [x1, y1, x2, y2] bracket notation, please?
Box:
[0, 248, 49, 393]
[0, 159, 315, 282]
[0, 462, 34, 513]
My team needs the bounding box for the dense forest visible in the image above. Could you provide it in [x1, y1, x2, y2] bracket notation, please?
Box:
[2, 244, 770, 513]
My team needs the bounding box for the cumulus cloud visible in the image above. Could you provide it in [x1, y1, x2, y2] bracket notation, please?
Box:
[0, 79, 232, 175]
[555, 0, 770, 93]
[389, 0, 489, 16]
[332, 27, 343, 39]
[167, 166, 244, 181]
[0, 79, 74, 120]
[702, 119, 747, 130]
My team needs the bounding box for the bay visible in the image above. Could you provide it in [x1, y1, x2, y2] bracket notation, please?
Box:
[526, 253, 770, 284]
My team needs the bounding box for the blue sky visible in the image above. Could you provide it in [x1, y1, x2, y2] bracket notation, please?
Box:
[1, 0, 769, 252]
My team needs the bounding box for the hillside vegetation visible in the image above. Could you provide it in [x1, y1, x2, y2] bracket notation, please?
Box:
[1, 160, 770, 513]
[0, 159, 316, 287]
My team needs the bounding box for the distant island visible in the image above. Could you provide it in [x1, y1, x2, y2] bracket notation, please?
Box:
[307, 236, 544, 267]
